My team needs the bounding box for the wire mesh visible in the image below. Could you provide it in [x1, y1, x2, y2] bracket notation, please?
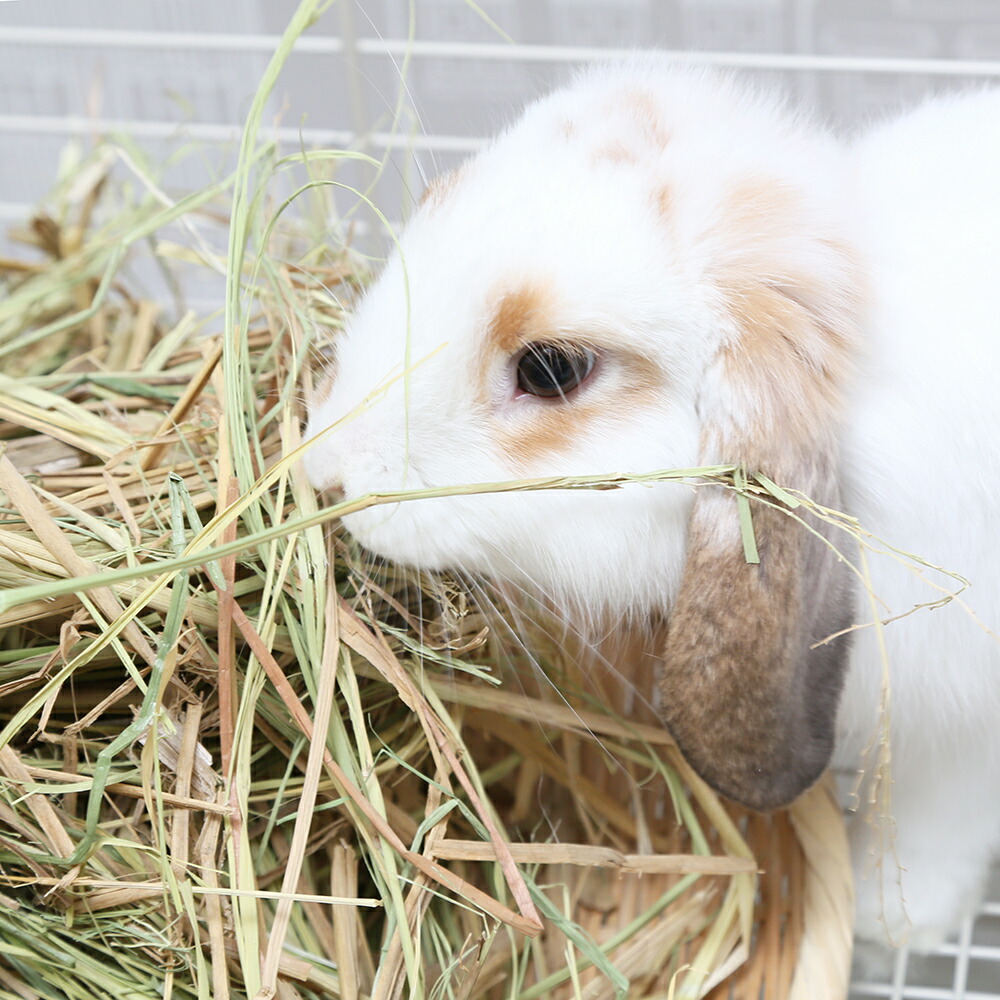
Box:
[850, 891, 1000, 999]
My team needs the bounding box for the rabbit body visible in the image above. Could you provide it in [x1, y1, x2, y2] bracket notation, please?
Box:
[836, 91, 1000, 946]
[304, 63, 1000, 948]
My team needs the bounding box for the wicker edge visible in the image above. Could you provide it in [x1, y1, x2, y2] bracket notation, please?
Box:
[788, 775, 855, 1000]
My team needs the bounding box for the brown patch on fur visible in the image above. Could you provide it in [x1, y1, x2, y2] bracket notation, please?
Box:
[702, 176, 860, 466]
[622, 88, 670, 149]
[720, 282, 849, 461]
[418, 166, 465, 211]
[592, 141, 637, 166]
[486, 284, 553, 355]
[482, 284, 663, 467]
[310, 360, 339, 409]
[654, 184, 673, 224]
[499, 397, 605, 464]
[722, 177, 802, 241]
[494, 351, 662, 468]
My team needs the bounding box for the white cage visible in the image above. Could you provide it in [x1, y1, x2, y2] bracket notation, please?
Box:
[1, 2, 999, 997]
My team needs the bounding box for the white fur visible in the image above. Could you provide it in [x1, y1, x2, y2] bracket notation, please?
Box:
[837, 88, 1000, 947]
[304, 63, 1000, 949]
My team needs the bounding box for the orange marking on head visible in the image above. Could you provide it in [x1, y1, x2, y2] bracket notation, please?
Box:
[486, 284, 553, 355]
[483, 285, 666, 469]
[493, 350, 662, 468]
[720, 177, 803, 247]
[500, 399, 602, 464]
[419, 165, 466, 211]
[622, 88, 671, 148]
[716, 280, 852, 472]
[655, 183, 673, 223]
[592, 140, 637, 165]
[703, 174, 861, 463]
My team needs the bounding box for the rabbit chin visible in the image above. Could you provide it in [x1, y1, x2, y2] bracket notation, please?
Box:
[340, 485, 694, 620]
[339, 500, 483, 574]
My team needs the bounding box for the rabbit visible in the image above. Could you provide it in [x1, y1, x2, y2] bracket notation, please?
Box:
[303, 60, 1000, 952]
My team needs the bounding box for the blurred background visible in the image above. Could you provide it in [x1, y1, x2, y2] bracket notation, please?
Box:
[2, 2, 999, 997]
[4, 0, 1000, 247]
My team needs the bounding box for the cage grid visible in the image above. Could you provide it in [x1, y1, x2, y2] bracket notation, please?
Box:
[850, 905, 1000, 999]
[0, 2, 998, 998]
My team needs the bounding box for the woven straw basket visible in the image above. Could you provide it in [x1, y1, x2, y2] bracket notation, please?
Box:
[438, 629, 856, 1000]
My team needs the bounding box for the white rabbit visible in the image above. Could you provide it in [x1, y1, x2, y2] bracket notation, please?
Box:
[303, 60, 1000, 951]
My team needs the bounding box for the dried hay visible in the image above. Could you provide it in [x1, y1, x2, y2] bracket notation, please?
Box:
[0, 4, 856, 998]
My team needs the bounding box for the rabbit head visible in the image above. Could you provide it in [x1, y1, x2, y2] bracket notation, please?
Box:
[304, 62, 861, 810]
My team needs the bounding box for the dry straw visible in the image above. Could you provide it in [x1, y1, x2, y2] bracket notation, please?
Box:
[0, 2, 910, 997]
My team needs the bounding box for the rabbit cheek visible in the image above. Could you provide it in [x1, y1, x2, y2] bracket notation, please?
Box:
[492, 354, 661, 470]
[497, 401, 605, 469]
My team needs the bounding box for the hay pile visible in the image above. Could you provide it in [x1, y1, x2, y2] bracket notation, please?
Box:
[0, 7, 855, 999]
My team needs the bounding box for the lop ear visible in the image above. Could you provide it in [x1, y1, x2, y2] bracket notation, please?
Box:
[658, 278, 857, 811]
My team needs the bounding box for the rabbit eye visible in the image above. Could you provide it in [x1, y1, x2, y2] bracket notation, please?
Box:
[515, 343, 596, 399]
